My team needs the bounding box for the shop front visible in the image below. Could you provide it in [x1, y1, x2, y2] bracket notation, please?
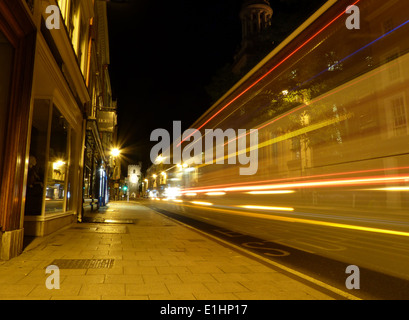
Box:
[23, 26, 86, 237]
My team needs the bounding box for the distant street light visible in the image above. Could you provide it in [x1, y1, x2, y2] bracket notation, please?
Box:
[111, 148, 121, 157]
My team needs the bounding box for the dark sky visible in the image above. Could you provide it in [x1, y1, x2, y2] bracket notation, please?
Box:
[107, 0, 326, 173]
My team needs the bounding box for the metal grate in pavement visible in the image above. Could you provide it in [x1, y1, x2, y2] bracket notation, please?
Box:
[49, 259, 115, 269]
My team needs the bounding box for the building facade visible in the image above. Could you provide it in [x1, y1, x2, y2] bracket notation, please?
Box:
[232, 0, 273, 74]
[81, 0, 117, 218]
[128, 164, 142, 199]
[0, 0, 115, 260]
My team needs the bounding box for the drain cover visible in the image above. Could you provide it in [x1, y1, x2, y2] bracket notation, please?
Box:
[49, 259, 114, 269]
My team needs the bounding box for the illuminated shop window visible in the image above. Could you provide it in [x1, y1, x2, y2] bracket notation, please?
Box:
[45, 106, 68, 213]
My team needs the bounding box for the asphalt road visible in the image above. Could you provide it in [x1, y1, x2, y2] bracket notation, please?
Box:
[143, 199, 409, 300]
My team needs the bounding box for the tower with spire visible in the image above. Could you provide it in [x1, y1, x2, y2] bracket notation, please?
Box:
[232, 0, 274, 74]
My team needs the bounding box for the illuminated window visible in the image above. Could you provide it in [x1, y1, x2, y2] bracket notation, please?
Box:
[45, 106, 69, 213]
[25, 99, 50, 216]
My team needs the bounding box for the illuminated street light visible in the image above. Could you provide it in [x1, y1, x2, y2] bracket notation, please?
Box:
[111, 148, 121, 157]
[155, 155, 165, 163]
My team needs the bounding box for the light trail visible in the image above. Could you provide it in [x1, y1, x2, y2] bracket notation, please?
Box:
[180, 175, 409, 194]
[177, 0, 361, 147]
[238, 205, 295, 212]
[176, 202, 409, 238]
[181, 165, 409, 193]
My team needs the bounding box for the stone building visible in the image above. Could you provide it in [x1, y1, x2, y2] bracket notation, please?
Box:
[0, 0, 114, 260]
[232, 0, 273, 74]
[128, 164, 142, 199]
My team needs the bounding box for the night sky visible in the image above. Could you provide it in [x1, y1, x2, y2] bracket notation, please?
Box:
[107, 0, 326, 173]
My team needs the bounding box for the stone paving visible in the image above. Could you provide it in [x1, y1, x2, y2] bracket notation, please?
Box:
[0, 201, 334, 300]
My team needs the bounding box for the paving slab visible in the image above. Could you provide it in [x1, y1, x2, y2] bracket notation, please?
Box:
[0, 201, 336, 300]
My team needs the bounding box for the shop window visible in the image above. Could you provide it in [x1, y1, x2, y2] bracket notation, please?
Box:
[25, 99, 50, 216]
[0, 30, 14, 181]
[45, 106, 68, 213]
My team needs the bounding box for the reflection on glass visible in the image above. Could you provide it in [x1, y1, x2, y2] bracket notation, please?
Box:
[25, 99, 49, 216]
[45, 106, 68, 213]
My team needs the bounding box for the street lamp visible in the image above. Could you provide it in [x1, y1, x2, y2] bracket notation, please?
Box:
[111, 148, 121, 157]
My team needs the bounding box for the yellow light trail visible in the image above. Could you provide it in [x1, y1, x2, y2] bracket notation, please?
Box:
[205, 192, 227, 196]
[191, 201, 213, 206]
[238, 205, 295, 212]
[176, 202, 409, 238]
[364, 187, 409, 192]
[181, 175, 409, 194]
[247, 190, 295, 195]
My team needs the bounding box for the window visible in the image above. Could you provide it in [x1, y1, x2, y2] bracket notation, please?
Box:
[45, 106, 69, 213]
[25, 100, 50, 215]
[391, 96, 407, 136]
[291, 137, 301, 160]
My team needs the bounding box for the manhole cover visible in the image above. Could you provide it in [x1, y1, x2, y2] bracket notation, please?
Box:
[49, 259, 114, 269]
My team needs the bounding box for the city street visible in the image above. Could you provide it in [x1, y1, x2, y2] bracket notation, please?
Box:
[1, 0, 409, 304]
[0, 201, 336, 300]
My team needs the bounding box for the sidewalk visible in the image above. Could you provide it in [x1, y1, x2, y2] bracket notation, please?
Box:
[0, 201, 334, 300]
